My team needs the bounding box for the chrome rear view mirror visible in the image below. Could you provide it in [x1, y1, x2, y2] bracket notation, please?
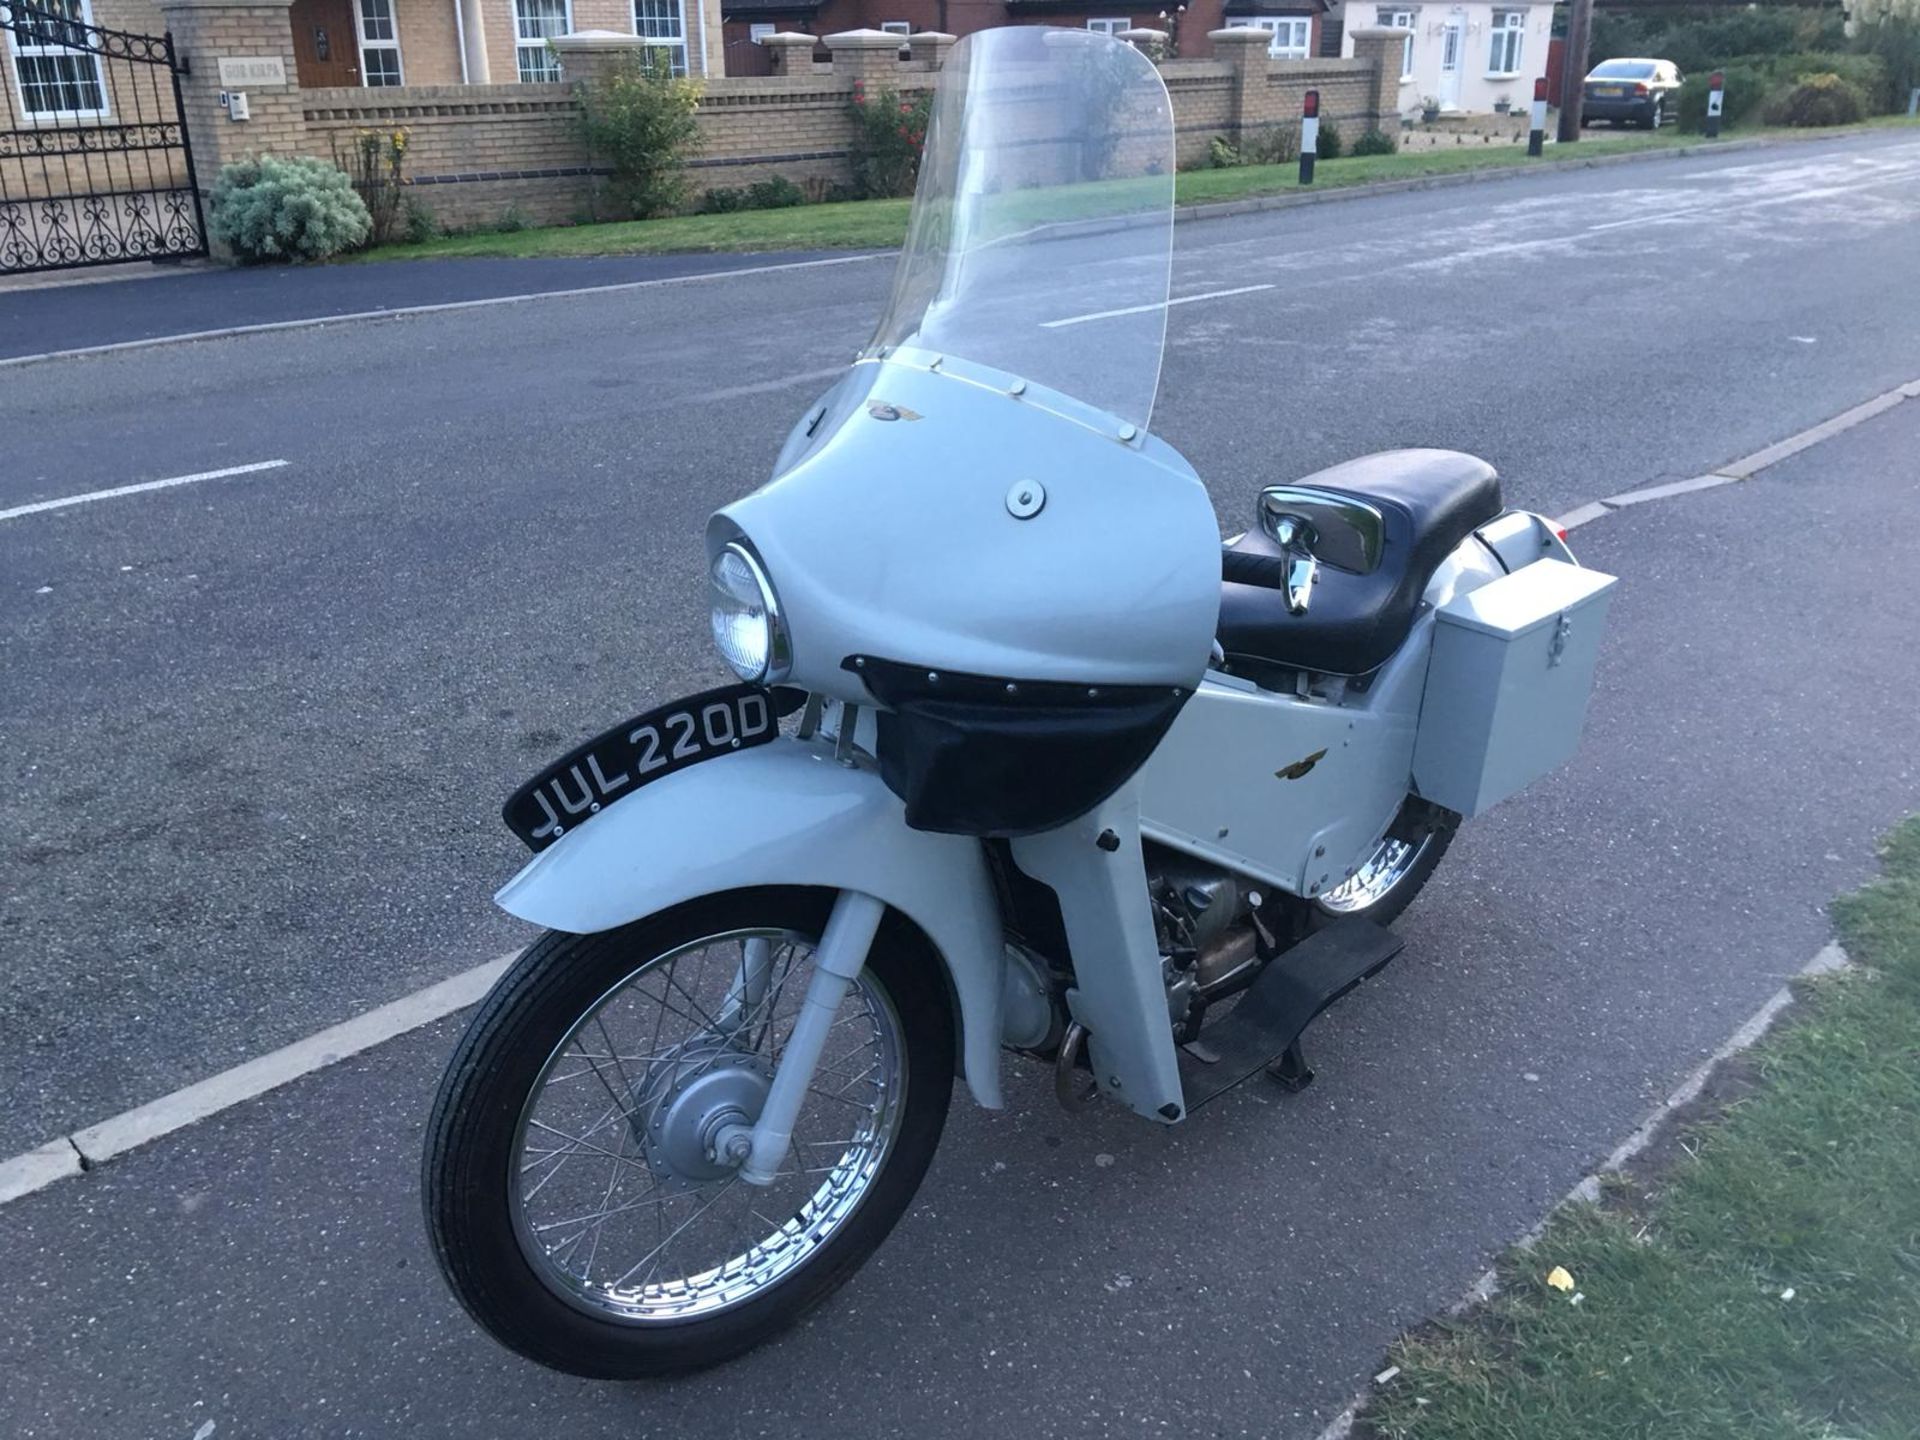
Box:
[1258, 486, 1386, 576]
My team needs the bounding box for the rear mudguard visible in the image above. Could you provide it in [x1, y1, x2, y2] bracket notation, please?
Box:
[493, 735, 1006, 1108]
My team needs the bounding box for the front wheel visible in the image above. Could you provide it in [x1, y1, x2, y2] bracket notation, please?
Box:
[423, 887, 954, 1378]
[1306, 797, 1458, 928]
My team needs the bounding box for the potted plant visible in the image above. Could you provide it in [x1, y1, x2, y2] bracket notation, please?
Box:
[1420, 95, 1441, 122]
[1493, 94, 1511, 114]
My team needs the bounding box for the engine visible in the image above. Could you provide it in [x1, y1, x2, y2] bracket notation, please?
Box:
[1145, 846, 1275, 1037]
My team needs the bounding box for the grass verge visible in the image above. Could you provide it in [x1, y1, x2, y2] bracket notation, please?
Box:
[353, 118, 1919, 263]
[1361, 817, 1920, 1440]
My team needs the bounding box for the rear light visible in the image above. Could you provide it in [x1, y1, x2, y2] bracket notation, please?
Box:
[1634, 83, 1649, 96]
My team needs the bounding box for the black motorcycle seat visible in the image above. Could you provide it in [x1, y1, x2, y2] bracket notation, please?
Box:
[1217, 449, 1503, 677]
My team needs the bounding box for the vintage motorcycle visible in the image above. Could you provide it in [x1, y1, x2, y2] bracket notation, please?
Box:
[424, 27, 1617, 1378]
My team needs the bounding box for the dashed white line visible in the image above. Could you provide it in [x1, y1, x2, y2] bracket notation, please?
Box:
[0, 459, 289, 523]
[1041, 283, 1275, 329]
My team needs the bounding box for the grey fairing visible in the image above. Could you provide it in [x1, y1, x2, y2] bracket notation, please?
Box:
[493, 735, 1007, 1109]
[711, 351, 1222, 703]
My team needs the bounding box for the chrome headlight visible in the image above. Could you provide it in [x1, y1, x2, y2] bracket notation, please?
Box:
[709, 542, 790, 684]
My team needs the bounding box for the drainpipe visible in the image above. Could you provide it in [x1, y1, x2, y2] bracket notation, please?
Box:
[692, 0, 710, 76]
[452, 0, 469, 83]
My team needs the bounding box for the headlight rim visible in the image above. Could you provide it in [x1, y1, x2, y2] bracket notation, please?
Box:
[711, 540, 792, 686]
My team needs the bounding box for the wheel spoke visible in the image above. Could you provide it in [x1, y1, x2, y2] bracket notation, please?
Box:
[508, 926, 906, 1323]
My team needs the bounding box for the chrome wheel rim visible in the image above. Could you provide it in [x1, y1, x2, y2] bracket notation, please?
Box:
[507, 927, 906, 1325]
[1316, 832, 1434, 914]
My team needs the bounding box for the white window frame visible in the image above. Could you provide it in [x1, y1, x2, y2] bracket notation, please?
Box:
[633, 0, 689, 76]
[5, 0, 109, 122]
[1375, 6, 1415, 80]
[1086, 17, 1129, 35]
[355, 0, 404, 87]
[748, 21, 774, 43]
[878, 20, 911, 34]
[1240, 16, 1311, 60]
[515, 0, 571, 83]
[1486, 8, 1525, 77]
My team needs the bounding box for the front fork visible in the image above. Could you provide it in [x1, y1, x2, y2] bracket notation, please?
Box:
[713, 889, 887, 1187]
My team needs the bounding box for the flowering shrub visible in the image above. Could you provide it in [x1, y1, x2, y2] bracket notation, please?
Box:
[208, 155, 371, 263]
[333, 127, 410, 246]
[847, 82, 931, 199]
[576, 50, 703, 219]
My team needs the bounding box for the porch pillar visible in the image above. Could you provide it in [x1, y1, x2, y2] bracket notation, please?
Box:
[457, 0, 491, 83]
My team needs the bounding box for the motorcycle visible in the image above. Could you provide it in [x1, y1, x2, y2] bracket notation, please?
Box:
[423, 27, 1617, 1378]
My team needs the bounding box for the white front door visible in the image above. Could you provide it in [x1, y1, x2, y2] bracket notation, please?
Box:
[1438, 13, 1464, 110]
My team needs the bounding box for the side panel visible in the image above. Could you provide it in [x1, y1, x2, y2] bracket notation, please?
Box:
[1136, 618, 1435, 900]
[1008, 780, 1187, 1124]
[494, 736, 1007, 1109]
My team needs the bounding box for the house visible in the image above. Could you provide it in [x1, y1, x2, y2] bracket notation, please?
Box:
[1327, 0, 1551, 115]
[720, 1, 1334, 74]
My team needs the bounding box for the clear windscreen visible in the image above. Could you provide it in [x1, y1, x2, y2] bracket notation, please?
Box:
[866, 27, 1175, 431]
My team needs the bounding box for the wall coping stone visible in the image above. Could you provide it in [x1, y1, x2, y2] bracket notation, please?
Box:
[824, 28, 910, 51]
[550, 31, 652, 52]
[1347, 26, 1415, 39]
[154, 0, 294, 10]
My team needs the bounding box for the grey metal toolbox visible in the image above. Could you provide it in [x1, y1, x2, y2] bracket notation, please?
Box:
[1412, 558, 1619, 818]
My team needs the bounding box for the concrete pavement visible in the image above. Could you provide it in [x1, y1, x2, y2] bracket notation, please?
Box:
[3, 129, 1920, 1438]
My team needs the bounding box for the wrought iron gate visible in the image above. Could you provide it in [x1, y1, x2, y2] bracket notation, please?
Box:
[1, 0, 205, 273]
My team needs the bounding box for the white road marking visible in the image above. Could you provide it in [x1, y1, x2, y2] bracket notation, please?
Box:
[0, 1139, 82, 1206]
[1720, 389, 1907, 478]
[1602, 472, 1742, 508]
[0, 459, 289, 523]
[0, 951, 516, 1206]
[69, 952, 517, 1166]
[1042, 283, 1274, 329]
[1554, 501, 1611, 532]
[0, 253, 887, 369]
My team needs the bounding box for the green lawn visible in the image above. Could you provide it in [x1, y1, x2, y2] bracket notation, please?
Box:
[1362, 817, 1920, 1440]
[353, 115, 1919, 263]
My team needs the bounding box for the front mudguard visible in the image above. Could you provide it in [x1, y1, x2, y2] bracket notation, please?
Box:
[493, 735, 1006, 1108]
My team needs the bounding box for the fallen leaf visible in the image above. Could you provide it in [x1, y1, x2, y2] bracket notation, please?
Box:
[1546, 1266, 1575, 1292]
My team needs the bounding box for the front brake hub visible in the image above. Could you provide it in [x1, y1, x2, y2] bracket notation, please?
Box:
[633, 1044, 771, 1191]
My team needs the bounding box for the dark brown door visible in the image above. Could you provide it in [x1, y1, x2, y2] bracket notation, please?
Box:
[291, 0, 361, 87]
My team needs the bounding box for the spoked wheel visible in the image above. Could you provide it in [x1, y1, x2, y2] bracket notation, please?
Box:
[423, 888, 953, 1378]
[1309, 797, 1459, 927]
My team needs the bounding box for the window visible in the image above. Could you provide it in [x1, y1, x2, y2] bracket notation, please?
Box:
[1375, 7, 1415, 79]
[634, 0, 689, 75]
[6, 0, 107, 119]
[1588, 59, 1654, 80]
[748, 21, 774, 43]
[356, 0, 403, 86]
[1086, 17, 1129, 35]
[1487, 8, 1524, 75]
[879, 20, 910, 34]
[515, 0, 569, 82]
[1242, 17, 1310, 60]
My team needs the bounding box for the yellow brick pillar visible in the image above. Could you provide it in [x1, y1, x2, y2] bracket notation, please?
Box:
[906, 31, 956, 73]
[759, 32, 820, 77]
[156, 0, 306, 173]
[1347, 27, 1411, 131]
[549, 29, 654, 90]
[825, 29, 905, 86]
[1208, 26, 1272, 145]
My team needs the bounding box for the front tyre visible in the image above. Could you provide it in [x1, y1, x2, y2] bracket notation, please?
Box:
[423, 887, 954, 1378]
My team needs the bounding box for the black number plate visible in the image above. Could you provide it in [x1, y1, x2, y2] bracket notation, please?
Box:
[503, 684, 781, 852]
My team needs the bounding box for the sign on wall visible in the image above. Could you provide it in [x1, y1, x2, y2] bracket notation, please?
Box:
[217, 56, 288, 87]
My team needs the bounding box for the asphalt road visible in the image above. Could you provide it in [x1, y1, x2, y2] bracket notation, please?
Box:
[3, 131, 1919, 1438]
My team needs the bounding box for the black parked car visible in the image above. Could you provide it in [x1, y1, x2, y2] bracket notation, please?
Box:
[1582, 58, 1684, 129]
